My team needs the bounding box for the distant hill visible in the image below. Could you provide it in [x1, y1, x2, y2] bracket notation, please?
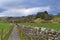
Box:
[0, 11, 60, 23]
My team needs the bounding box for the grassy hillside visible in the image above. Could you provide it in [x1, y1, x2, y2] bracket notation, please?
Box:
[33, 16, 60, 23]
[34, 18, 44, 23]
[51, 17, 60, 23]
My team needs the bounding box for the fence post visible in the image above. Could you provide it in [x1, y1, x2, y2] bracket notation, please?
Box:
[1, 29, 3, 40]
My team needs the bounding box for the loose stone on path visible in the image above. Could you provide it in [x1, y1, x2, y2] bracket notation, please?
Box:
[8, 25, 20, 40]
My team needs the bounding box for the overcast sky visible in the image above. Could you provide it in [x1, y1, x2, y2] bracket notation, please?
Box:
[0, 0, 60, 17]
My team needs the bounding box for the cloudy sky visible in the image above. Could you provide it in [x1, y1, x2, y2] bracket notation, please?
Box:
[0, 0, 60, 17]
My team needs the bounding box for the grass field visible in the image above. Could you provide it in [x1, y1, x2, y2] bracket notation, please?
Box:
[0, 23, 13, 40]
[23, 23, 60, 30]
[0, 23, 11, 29]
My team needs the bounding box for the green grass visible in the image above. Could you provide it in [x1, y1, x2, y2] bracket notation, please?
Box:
[3, 27, 13, 40]
[0, 23, 13, 40]
[0, 23, 11, 29]
[23, 23, 60, 30]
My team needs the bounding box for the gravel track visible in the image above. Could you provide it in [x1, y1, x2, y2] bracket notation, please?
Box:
[8, 25, 20, 40]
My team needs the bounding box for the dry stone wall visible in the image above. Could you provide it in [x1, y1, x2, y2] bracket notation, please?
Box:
[18, 24, 60, 40]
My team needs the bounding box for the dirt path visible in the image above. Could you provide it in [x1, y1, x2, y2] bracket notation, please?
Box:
[8, 25, 20, 40]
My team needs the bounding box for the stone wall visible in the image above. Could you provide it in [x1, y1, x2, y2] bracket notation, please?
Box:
[18, 24, 60, 40]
